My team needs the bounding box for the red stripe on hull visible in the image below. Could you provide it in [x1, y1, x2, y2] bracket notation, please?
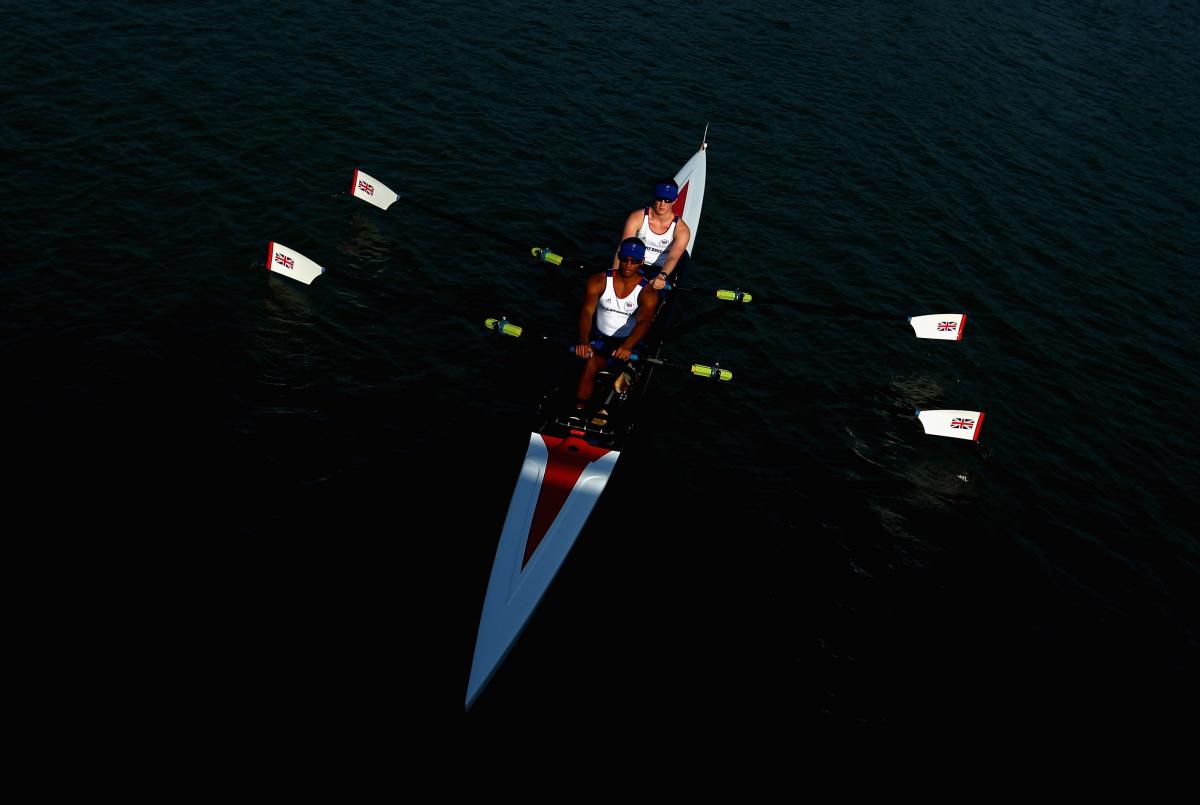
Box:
[522, 435, 611, 568]
[672, 182, 689, 218]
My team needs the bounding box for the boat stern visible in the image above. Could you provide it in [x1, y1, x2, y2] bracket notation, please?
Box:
[466, 432, 620, 708]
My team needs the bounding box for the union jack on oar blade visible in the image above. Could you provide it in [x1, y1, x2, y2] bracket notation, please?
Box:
[909, 313, 967, 341]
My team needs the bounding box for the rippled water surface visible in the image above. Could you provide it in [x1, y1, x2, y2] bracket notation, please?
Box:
[5, 1, 1197, 731]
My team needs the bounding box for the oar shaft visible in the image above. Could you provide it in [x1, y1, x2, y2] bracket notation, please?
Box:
[349, 171, 531, 250]
[531, 247, 591, 273]
[409, 200, 528, 251]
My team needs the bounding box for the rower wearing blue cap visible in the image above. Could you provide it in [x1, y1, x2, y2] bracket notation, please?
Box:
[616, 237, 646, 263]
[613, 177, 692, 290]
[575, 237, 660, 411]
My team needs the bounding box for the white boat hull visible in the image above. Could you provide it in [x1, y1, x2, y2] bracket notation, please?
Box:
[466, 140, 708, 708]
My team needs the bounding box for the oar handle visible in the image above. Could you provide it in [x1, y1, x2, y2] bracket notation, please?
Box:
[564, 341, 641, 361]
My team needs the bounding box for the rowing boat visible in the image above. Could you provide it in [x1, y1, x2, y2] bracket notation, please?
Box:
[465, 138, 708, 709]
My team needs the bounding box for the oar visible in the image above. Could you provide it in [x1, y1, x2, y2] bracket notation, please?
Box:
[350, 182, 867, 315]
[349, 169, 530, 251]
[530, 248, 971, 339]
[740, 296, 899, 320]
[484, 317, 733, 381]
[537, 245, 970, 339]
[347, 184, 967, 341]
[263, 240, 412, 302]
[532, 246, 753, 302]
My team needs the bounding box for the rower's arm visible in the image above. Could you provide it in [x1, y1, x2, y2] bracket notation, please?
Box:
[612, 209, 644, 270]
[657, 219, 691, 280]
[578, 273, 604, 343]
[619, 286, 661, 352]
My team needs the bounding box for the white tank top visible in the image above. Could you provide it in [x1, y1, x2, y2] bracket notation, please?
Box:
[595, 271, 646, 337]
[636, 207, 678, 267]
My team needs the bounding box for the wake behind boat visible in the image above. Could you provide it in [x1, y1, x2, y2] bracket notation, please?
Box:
[465, 139, 708, 709]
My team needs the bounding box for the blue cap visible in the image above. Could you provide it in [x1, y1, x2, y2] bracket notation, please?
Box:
[654, 181, 679, 201]
[618, 237, 646, 261]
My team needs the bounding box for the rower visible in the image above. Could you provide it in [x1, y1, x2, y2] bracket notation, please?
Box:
[575, 237, 661, 412]
[612, 178, 692, 291]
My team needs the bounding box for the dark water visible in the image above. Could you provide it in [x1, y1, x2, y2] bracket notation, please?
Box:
[6, 1, 1197, 733]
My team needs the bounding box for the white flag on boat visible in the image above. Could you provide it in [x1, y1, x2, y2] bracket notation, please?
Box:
[267, 241, 325, 285]
[350, 169, 399, 211]
[909, 313, 967, 341]
[916, 409, 985, 441]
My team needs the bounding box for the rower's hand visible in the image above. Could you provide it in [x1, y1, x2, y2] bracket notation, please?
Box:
[651, 273, 668, 290]
[575, 343, 594, 359]
[612, 345, 633, 361]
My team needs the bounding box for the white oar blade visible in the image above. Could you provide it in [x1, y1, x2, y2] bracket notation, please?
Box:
[909, 313, 966, 341]
[350, 169, 399, 211]
[916, 409, 985, 441]
[266, 241, 325, 285]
